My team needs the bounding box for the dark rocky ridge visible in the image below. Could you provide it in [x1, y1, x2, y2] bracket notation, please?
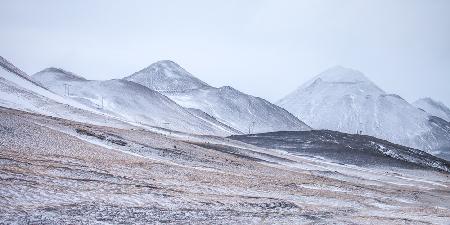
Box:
[230, 130, 450, 172]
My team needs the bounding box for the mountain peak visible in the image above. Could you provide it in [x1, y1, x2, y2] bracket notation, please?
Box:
[314, 66, 370, 83]
[292, 66, 383, 95]
[124, 60, 209, 92]
[34, 67, 86, 81]
[145, 60, 181, 70]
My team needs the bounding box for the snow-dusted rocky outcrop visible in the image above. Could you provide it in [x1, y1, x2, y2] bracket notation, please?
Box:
[125, 60, 310, 134]
[277, 66, 450, 154]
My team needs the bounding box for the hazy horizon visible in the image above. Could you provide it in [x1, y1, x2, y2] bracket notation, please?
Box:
[1, 0, 449, 105]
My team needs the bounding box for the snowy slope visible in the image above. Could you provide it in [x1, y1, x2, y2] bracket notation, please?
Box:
[413, 98, 450, 122]
[0, 56, 131, 127]
[277, 66, 450, 153]
[125, 61, 310, 133]
[33, 68, 237, 135]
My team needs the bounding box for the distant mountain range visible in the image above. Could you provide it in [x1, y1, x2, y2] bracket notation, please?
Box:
[277, 66, 450, 156]
[1, 55, 449, 158]
[1, 56, 309, 136]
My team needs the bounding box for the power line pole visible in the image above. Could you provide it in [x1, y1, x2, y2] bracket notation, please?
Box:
[248, 121, 256, 134]
[63, 84, 72, 96]
[163, 122, 171, 134]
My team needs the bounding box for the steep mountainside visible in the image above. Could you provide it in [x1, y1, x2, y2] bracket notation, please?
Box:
[414, 98, 450, 122]
[0, 56, 127, 127]
[277, 66, 450, 154]
[124, 61, 310, 133]
[33, 68, 236, 135]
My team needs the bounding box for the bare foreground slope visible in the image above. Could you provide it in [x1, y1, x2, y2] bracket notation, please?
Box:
[1, 107, 450, 224]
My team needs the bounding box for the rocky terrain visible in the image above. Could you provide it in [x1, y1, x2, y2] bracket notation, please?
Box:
[1, 106, 449, 224]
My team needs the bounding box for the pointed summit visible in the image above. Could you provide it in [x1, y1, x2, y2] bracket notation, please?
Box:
[34, 67, 86, 81]
[124, 60, 209, 91]
[281, 66, 385, 106]
[315, 66, 369, 82]
[300, 66, 373, 90]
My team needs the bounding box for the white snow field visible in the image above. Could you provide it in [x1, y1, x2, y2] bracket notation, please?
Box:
[124, 60, 310, 134]
[277, 66, 450, 154]
[0, 56, 133, 128]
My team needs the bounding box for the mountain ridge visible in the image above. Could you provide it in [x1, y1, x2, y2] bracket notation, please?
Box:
[124, 60, 311, 133]
[414, 97, 450, 122]
[33, 67, 237, 135]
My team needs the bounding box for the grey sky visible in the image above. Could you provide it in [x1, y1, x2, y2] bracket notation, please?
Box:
[1, 0, 449, 105]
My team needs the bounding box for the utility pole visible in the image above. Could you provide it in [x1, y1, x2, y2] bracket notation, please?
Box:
[163, 122, 171, 134]
[248, 121, 256, 134]
[63, 84, 72, 96]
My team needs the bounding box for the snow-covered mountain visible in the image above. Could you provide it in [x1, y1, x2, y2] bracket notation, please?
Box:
[33, 67, 236, 135]
[277, 66, 450, 154]
[0, 56, 123, 127]
[124, 60, 310, 133]
[413, 98, 450, 123]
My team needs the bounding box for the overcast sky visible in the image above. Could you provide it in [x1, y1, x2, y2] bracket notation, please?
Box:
[1, 0, 449, 105]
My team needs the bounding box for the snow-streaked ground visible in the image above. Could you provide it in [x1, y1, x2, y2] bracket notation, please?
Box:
[1, 107, 449, 224]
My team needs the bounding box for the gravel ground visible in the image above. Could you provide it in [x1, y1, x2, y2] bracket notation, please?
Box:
[1, 107, 449, 224]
